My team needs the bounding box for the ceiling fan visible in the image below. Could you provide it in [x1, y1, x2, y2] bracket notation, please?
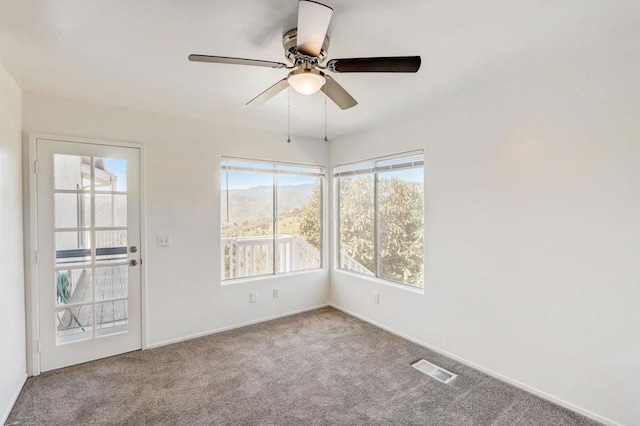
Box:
[188, 0, 421, 110]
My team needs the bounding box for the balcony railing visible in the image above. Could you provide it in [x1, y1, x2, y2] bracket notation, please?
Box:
[222, 235, 321, 279]
[339, 252, 374, 276]
[56, 249, 128, 335]
[222, 234, 373, 280]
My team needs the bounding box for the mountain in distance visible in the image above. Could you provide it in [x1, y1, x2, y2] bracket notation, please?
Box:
[221, 183, 316, 223]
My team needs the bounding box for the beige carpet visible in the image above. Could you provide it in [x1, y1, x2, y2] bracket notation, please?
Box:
[7, 307, 599, 425]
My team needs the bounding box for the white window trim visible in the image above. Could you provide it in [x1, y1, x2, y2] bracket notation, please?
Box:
[220, 157, 326, 282]
[333, 149, 424, 177]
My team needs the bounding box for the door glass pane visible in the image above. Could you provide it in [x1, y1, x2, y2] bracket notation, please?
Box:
[276, 175, 321, 273]
[96, 300, 128, 336]
[377, 168, 424, 287]
[94, 158, 127, 192]
[221, 171, 274, 279]
[95, 194, 127, 227]
[55, 231, 91, 267]
[56, 269, 92, 305]
[57, 305, 93, 344]
[96, 265, 127, 300]
[338, 175, 375, 275]
[55, 193, 91, 229]
[54, 154, 91, 190]
[95, 230, 127, 263]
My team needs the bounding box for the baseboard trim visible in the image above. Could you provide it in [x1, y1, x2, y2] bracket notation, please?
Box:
[330, 304, 619, 426]
[1, 373, 27, 426]
[147, 304, 330, 349]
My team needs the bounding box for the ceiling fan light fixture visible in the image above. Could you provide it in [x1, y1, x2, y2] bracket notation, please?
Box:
[288, 68, 326, 95]
[188, 1, 419, 109]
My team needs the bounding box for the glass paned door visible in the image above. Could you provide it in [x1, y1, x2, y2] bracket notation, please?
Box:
[37, 138, 142, 372]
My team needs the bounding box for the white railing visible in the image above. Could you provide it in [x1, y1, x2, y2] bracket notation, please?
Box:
[339, 252, 374, 275]
[222, 235, 321, 279]
[95, 230, 127, 249]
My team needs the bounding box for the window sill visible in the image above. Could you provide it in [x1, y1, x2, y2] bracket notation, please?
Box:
[333, 269, 425, 294]
[221, 267, 326, 286]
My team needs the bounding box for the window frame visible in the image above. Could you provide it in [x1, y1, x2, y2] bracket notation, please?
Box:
[334, 150, 424, 288]
[220, 156, 325, 282]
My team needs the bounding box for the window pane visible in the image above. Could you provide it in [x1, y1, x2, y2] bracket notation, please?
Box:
[57, 305, 93, 344]
[55, 231, 91, 267]
[56, 269, 92, 305]
[277, 175, 321, 273]
[377, 168, 424, 287]
[338, 175, 375, 275]
[94, 157, 127, 191]
[54, 154, 89, 190]
[96, 300, 128, 336]
[96, 265, 128, 300]
[95, 230, 127, 264]
[221, 171, 274, 279]
[55, 193, 90, 229]
[95, 194, 127, 227]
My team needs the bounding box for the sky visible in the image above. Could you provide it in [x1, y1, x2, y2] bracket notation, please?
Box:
[222, 168, 424, 190]
[222, 172, 319, 190]
[104, 158, 128, 191]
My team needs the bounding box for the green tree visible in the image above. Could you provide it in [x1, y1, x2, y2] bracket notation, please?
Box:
[378, 176, 424, 285]
[338, 175, 423, 286]
[338, 176, 375, 272]
[299, 183, 322, 250]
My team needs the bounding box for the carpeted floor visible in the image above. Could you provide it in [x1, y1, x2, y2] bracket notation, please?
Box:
[7, 307, 599, 425]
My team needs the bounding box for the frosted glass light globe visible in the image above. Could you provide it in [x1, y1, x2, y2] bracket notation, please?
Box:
[288, 69, 326, 95]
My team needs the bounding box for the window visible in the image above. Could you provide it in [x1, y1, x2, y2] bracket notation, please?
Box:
[221, 157, 324, 280]
[335, 151, 424, 288]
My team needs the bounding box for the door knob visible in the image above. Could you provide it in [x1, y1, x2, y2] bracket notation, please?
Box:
[129, 246, 138, 253]
[129, 259, 138, 267]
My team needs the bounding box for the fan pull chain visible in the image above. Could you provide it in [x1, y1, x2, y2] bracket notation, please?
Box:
[324, 92, 328, 142]
[287, 87, 291, 144]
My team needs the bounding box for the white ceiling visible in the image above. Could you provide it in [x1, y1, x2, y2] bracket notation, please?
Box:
[1, 0, 638, 139]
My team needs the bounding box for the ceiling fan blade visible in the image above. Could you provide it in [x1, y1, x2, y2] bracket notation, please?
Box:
[189, 54, 287, 69]
[296, 0, 333, 57]
[321, 75, 357, 110]
[246, 78, 290, 106]
[326, 56, 421, 73]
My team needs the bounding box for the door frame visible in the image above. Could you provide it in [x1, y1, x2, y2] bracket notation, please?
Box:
[24, 133, 148, 376]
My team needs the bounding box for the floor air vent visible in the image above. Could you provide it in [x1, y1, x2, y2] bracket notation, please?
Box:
[411, 359, 457, 384]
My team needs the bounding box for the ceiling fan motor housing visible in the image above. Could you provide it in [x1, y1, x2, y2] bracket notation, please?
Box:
[283, 28, 330, 66]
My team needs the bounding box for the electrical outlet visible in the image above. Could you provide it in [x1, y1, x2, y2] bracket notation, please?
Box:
[157, 235, 172, 247]
[250, 292, 257, 304]
[273, 288, 279, 298]
[373, 292, 380, 304]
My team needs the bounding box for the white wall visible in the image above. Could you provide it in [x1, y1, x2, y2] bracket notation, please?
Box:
[0, 63, 26, 423]
[329, 51, 640, 424]
[22, 93, 330, 351]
